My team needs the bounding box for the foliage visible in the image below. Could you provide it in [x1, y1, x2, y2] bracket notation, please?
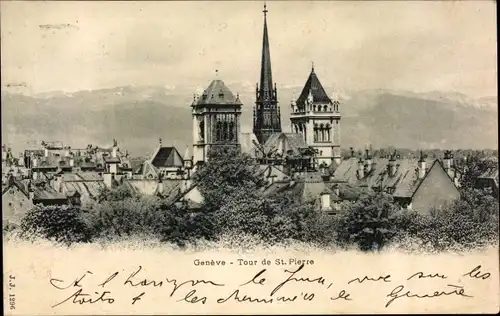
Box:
[336, 192, 401, 251]
[19, 204, 92, 244]
[85, 195, 162, 238]
[393, 188, 499, 251]
[96, 182, 137, 203]
[456, 153, 497, 189]
[15, 144, 498, 253]
[192, 145, 265, 210]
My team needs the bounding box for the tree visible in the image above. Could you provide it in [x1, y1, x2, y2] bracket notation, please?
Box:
[192, 145, 265, 211]
[393, 188, 499, 251]
[337, 192, 401, 251]
[19, 204, 92, 244]
[457, 153, 497, 190]
[96, 182, 137, 203]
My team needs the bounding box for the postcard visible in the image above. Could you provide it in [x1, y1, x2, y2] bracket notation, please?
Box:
[2, 1, 499, 315]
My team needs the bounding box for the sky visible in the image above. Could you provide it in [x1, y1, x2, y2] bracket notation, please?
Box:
[1, 1, 497, 98]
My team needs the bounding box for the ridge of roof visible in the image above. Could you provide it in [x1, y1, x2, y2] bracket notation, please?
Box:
[296, 69, 332, 108]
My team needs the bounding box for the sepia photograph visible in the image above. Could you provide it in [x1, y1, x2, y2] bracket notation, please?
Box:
[2, 1, 499, 314]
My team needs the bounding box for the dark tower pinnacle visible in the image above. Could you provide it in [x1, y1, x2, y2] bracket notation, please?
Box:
[253, 2, 282, 144]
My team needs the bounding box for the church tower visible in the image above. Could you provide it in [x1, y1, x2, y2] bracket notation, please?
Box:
[290, 65, 342, 167]
[192, 77, 243, 165]
[253, 3, 282, 145]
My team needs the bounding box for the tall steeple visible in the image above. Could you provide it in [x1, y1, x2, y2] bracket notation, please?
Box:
[253, 2, 282, 145]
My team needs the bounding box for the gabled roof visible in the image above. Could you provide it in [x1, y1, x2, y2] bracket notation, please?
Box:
[409, 159, 459, 200]
[151, 147, 184, 169]
[2, 176, 29, 197]
[195, 80, 242, 106]
[296, 68, 332, 109]
[262, 132, 309, 156]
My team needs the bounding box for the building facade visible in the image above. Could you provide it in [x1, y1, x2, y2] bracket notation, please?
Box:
[290, 66, 342, 168]
[192, 79, 243, 165]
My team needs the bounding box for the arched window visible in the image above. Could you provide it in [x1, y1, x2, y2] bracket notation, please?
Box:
[319, 124, 324, 141]
[223, 121, 229, 141]
[199, 121, 204, 141]
[216, 121, 223, 142]
[228, 121, 235, 141]
[326, 124, 331, 141]
[317, 106, 321, 112]
[313, 104, 317, 112]
[323, 105, 328, 112]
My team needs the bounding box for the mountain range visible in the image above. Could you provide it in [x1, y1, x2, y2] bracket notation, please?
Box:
[1, 85, 497, 157]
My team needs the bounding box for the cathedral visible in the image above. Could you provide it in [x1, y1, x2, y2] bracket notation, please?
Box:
[191, 4, 341, 171]
[2, 4, 464, 226]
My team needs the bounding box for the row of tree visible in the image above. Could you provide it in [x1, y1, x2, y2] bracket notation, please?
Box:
[14, 146, 499, 252]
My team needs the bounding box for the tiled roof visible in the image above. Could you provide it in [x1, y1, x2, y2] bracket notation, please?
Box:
[151, 147, 183, 169]
[62, 181, 106, 199]
[103, 156, 121, 164]
[333, 157, 442, 198]
[479, 169, 499, 181]
[125, 179, 182, 196]
[296, 68, 332, 110]
[195, 80, 242, 106]
[262, 132, 308, 156]
[76, 172, 103, 181]
[32, 184, 66, 201]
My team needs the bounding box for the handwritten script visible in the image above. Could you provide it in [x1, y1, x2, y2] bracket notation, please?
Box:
[47, 263, 491, 310]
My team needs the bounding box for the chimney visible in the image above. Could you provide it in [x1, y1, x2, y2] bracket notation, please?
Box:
[357, 156, 364, 179]
[112, 139, 118, 158]
[388, 151, 398, 177]
[28, 182, 34, 200]
[418, 150, 426, 179]
[109, 163, 117, 174]
[65, 146, 71, 157]
[158, 177, 164, 196]
[443, 150, 453, 170]
[333, 184, 340, 197]
[320, 190, 331, 211]
[103, 173, 113, 188]
[53, 174, 62, 192]
[364, 148, 372, 173]
[69, 157, 74, 167]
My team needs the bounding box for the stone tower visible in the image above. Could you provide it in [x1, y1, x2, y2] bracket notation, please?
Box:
[253, 3, 282, 144]
[192, 78, 243, 165]
[290, 65, 341, 167]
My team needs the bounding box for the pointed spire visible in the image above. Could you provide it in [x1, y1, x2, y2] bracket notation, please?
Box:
[259, 1, 273, 101]
[311, 61, 315, 73]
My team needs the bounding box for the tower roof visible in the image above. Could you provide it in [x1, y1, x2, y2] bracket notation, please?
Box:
[258, 3, 274, 101]
[196, 79, 241, 106]
[296, 67, 332, 108]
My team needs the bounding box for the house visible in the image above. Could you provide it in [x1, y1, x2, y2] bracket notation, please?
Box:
[331, 150, 461, 214]
[2, 175, 83, 228]
[2, 177, 34, 228]
[24, 139, 134, 181]
[474, 168, 499, 199]
[136, 139, 193, 180]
